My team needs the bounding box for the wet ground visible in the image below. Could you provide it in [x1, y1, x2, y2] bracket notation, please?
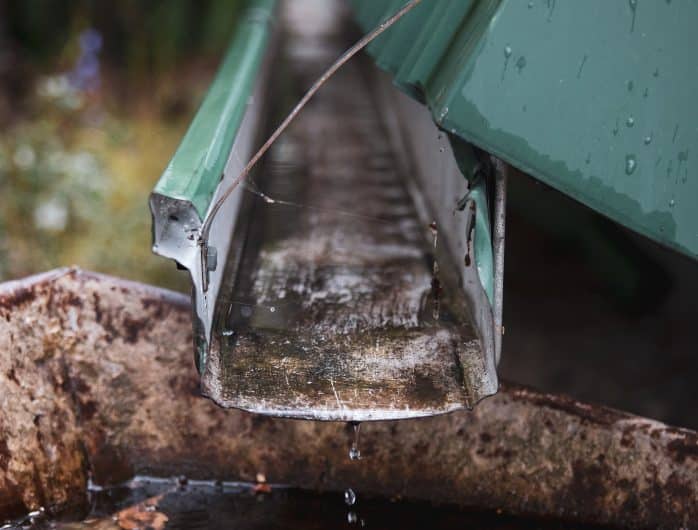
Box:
[6, 477, 610, 530]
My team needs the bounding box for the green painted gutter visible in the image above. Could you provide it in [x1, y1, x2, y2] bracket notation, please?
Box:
[352, 0, 698, 260]
[153, 0, 276, 220]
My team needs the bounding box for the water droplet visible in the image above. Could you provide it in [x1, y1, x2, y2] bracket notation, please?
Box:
[344, 488, 357, 506]
[625, 155, 637, 175]
[269, 306, 276, 313]
[222, 329, 235, 337]
[528, 0, 534, 7]
[628, 0, 637, 32]
[504, 45, 512, 58]
[627, 80, 634, 91]
[348, 512, 358, 524]
[515, 56, 527, 72]
[349, 421, 361, 460]
[669, 199, 676, 208]
[428, 221, 438, 245]
[626, 116, 635, 127]
[644, 134, 652, 145]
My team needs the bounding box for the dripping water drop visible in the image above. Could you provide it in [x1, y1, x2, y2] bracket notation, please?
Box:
[344, 488, 357, 506]
[429, 221, 438, 249]
[349, 421, 361, 460]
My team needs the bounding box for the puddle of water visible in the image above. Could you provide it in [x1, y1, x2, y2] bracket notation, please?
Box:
[4, 477, 610, 530]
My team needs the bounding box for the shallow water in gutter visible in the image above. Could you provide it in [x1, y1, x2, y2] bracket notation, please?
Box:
[4, 476, 612, 530]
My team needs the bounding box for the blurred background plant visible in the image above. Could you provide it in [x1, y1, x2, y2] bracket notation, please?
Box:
[0, 0, 246, 290]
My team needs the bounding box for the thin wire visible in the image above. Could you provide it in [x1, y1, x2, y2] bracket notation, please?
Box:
[199, 0, 423, 244]
[242, 180, 394, 225]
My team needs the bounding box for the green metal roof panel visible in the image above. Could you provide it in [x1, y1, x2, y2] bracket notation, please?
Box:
[394, 1, 475, 101]
[352, 0, 698, 259]
[153, 0, 275, 219]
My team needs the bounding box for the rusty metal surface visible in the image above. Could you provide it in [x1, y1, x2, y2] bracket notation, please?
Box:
[0, 269, 696, 527]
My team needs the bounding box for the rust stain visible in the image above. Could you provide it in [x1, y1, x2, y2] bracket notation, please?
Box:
[507, 384, 627, 426]
[0, 284, 37, 312]
[121, 315, 149, 344]
[666, 436, 698, 464]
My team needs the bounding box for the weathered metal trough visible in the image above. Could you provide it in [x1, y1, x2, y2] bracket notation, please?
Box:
[0, 268, 696, 527]
[149, 0, 506, 422]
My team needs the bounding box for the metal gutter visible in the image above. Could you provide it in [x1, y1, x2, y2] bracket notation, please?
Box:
[149, 0, 277, 365]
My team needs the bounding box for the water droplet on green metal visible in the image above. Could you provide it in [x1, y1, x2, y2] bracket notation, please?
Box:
[515, 56, 527, 72]
[625, 155, 637, 175]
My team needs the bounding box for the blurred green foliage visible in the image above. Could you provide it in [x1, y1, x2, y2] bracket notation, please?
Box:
[0, 0, 250, 291]
[3, 0, 244, 74]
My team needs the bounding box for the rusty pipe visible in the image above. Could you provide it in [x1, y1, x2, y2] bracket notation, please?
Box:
[0, 269, 695, 528]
